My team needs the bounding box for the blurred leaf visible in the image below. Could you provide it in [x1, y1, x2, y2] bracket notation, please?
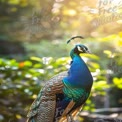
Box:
[8, 0, 19, 5]
[103, 50, 112, 57]
[81, 54, 100, 60]
[118, 40, 122, 46]
[24, 61, 32, 67]
[113, 77, 122, 89]
[119, 32, 122, 38]
[16, 114, 22, 119]
[30, 57, 42, 62]
[93, 80, 110, 91]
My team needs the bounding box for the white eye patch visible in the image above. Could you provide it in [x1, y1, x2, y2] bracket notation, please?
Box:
[77, 46, 83, 52]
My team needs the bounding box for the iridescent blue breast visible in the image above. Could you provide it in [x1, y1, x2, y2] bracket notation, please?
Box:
[63, 55, 93, 89]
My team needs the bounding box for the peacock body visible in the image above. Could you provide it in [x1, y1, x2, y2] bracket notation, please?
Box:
[27, 43, 93, 122]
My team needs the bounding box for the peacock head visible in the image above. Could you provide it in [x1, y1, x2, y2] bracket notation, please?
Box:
[67, 36, 91, 57]
[70, 44, 90, 58]
[73, 44, 90, 55]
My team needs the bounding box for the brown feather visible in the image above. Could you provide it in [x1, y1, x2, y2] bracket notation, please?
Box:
[27, 71, 68, 122]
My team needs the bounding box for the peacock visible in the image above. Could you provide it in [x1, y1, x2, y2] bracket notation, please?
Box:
[26, 36, 93, 122]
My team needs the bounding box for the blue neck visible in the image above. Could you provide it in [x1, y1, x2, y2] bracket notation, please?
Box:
[70, 49, 78, 59]
[63, 49, 93, 88]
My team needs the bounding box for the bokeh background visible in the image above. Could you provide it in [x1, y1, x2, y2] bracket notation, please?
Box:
[0, 0, 122, 122]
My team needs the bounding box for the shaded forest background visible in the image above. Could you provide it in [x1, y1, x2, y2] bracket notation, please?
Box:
[0, 0, 122, 122]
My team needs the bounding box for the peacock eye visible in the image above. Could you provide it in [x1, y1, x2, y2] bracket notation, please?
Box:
[85, 47, 88, 50]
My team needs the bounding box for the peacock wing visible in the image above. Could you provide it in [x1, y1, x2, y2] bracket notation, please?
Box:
[27, 71, 68, 122]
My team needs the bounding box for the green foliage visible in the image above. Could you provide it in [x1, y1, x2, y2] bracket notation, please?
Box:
[113, 78, 122, 89]
[24, 40, 70, 57]
[0, 57, 70, 122]
[0, 0, 122, 42]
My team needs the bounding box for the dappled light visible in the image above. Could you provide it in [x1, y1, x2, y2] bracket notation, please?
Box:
[0, 0, 122, 122]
